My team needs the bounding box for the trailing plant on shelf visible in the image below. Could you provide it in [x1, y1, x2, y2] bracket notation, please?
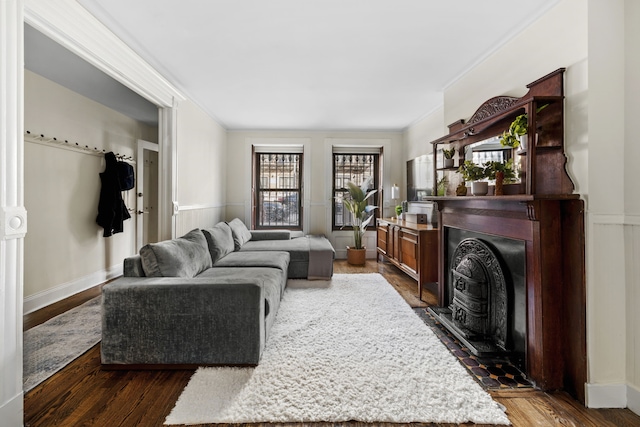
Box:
[500, 104, 549, 148]
[500, 113, 527, 148]
[336, 176, 378, 252]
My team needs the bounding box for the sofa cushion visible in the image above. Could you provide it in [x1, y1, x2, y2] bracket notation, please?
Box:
[241, 237, 310, 261]
[139, 229, 212, 278]
[249, 230, 291, 241]
[213, 251, 290, 274]
[227, 218, 253, 250]
[202, 222, 235, 264]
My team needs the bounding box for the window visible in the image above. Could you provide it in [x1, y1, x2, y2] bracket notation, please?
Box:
[255, 152, 302, 229]
[332, 153, 379, 230]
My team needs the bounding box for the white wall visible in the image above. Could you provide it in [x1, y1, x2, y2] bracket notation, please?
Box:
[403, 0, 640, 412]
[23, 70, 157, 311]
[174, 99, 227, 236]
[226, 130, 403, 258]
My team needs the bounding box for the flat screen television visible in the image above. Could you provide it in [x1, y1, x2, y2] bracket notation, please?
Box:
[406, 154, 433, 201]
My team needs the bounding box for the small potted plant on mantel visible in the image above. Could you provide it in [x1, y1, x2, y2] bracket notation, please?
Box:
[442, 148, 456, 168]
[336, 177, 378, 265]
[457, 160, 489, 196]
[485, 159, 517, 195]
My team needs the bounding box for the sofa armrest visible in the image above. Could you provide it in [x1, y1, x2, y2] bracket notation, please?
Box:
[123, 255, 145, 277]
[101, 276, 265, 365]
[250, 230, 291, 241]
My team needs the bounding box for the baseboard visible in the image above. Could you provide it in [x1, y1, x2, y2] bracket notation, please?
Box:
[23, 265, 123, 314]
[0, 392, 23, 427]
[585, 382, 627, 408]
[628, 383, 640, 416]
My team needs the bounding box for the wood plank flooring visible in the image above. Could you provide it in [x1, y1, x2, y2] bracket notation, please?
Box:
[24, 260, 640, 427]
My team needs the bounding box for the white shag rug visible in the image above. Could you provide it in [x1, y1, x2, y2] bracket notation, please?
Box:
[165, 273, 510, 425]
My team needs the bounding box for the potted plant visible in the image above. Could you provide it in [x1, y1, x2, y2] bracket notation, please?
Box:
[442, 148, 456, 168]
[457, 160, 489, 196]
[436, 176, 448, 196]
[485, 159, 517, 195]
[500, 105, 548, 149]
[337, 177, 378, 265]
[500, 114, 527, 149]
[395, 204, 403, 219]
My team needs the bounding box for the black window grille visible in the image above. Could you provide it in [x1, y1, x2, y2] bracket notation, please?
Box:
[255, 153, 302, 228]
[332, 153, 379, 230]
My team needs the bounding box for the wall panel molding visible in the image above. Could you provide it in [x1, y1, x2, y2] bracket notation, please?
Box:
[589, 213, 640, 226]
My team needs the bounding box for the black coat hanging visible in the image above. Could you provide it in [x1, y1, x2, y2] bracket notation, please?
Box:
[96, 152, 131, 237]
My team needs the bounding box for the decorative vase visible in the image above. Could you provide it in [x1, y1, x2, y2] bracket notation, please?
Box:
[471, 181, 488, 196]
[456, 182, 468, 196]
[444, 158, 454, 168]
[346, 247, 366, 265]
[494, 171, 504, 196]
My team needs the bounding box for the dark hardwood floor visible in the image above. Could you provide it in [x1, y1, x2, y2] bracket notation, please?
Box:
[24, 260, 640, 427]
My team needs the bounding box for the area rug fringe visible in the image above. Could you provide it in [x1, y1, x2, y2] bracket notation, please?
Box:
[23, 296, 101, 393]
[165, 273, 510, 425]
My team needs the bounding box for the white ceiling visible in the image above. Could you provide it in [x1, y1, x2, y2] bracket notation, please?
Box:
[67, 0, 559, 131]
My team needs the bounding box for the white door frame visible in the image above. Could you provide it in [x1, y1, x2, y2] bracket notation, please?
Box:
[0, 1, 184, 423]
[136, 140, 160, 250]
[0, 1, 27, 423]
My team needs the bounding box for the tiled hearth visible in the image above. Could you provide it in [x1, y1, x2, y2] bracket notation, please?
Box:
[415, 308, 532, 390]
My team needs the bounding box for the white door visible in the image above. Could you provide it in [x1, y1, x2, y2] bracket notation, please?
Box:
[136, 140, 160, 250]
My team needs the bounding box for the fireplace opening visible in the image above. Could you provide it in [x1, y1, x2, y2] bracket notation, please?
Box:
[429, 227, 526, 372]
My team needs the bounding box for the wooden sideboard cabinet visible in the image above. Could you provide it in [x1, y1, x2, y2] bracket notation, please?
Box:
[376, 218, 439, 300]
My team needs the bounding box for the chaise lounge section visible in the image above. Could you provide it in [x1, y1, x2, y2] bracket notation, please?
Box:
[101, 219, 334, 367]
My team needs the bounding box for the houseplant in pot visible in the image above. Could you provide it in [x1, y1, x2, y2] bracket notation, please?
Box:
[337, 177, 378, 265]
[442, 148, 456, 168]
[500, 105, 548, 149]
[457, 160, 489, 196]
[486, 159, 517, 195]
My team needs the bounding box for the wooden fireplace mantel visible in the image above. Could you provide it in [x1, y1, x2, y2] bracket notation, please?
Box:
[424, 69, 587, 404]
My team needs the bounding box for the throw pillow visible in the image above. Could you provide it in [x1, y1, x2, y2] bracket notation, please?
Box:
[139, 229, 212, 277]
[227, 218, 253, 251]
[202, 222, 235, 264]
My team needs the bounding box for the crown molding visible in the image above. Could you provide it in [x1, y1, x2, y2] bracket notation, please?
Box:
[23, 0, 184, 108]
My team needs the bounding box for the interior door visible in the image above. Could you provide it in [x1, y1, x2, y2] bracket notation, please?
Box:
[136, 140, 160, 250]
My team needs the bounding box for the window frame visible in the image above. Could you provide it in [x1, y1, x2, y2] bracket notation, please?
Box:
[331, 152, 380, 231]
[253, 151, 303, 230]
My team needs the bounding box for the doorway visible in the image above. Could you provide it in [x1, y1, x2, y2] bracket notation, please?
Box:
[137, 140, 160, 249]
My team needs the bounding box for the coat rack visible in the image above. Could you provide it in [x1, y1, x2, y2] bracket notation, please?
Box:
[24, 130, 135, 163]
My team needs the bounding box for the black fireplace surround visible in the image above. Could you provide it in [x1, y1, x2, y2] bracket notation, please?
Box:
[430, 227, 526, 372]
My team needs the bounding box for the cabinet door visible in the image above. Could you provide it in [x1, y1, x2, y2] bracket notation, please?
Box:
[392, 226, 400, 261]
[399, 229, 419, 274]
[377, 224, 389, 255]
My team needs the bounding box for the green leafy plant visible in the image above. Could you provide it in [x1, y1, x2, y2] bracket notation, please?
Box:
[485, 159, 517, 183]
[437, 176, 448, 196]
[442, 148, 456, 159]
[499, 113, 527, 148]
[336, 176, 378, 249]
[395, 205, 403, 216]
[457, 160, 488, 182]
[500, 104, 549, 148]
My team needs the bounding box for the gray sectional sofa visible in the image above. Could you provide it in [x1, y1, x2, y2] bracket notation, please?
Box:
[101, 218, 334, 367]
